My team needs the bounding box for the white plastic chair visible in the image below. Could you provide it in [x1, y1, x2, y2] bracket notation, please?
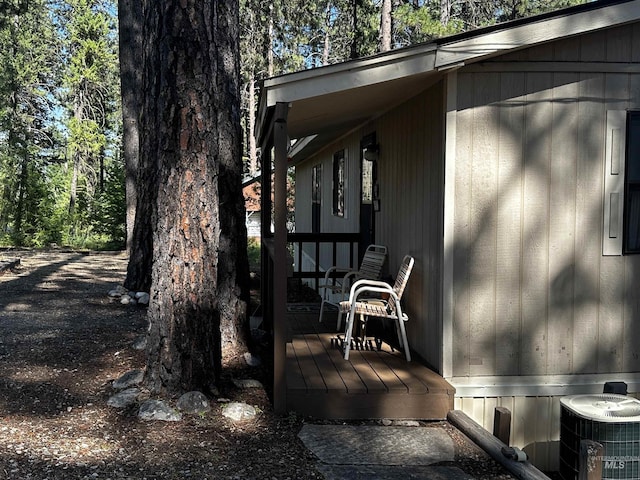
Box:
[338, 255, 415, 361]
[318, 244, 387, 329]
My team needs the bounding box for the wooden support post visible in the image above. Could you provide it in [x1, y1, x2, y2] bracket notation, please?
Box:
[578, 439, 603, 480]
[272, 102, 290, 415]
[493, 406, 511, 445]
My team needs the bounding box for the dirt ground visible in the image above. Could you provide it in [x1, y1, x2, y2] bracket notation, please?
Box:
[0, 250, 325, 480]
[0, 249, 518, 480]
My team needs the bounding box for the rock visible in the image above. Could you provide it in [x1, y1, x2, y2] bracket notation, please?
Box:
[176, 391, 211, 414]
[107, 388, 140, 408]
[135, 292, 150, 305]
[108, 285, 128, 298]
[120, 295, 136, 305]
[232, 378, 263, 389]
[221, 402, 257, 422]
[113, 369, 144, 390]
[243, 352, 261, 367]
[138, 399, 182, 422]
[132, 335, 146, 350]
[392, 420, 420, 427]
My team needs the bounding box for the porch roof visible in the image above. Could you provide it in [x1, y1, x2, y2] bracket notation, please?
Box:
[257, 0, 640, 161]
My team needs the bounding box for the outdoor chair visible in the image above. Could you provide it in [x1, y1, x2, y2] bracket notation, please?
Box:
[318, 244, 387, 330]
[338, 255, 415, 362]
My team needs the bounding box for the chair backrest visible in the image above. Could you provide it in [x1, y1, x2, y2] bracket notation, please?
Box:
[358, 244, 387, 279]
[392, 255, 415, 300]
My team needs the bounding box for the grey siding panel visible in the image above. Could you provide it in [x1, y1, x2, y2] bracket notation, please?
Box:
[573, 72, 604, 375]
[295, 163, 313, 233]
[495, 72, 525, 376]
[468, 72, 499, 377]
[548, 72, 578, 375]
[452, 23, 640, 379]
[374, 82, 445, 370]
[453, 76, 473, 377]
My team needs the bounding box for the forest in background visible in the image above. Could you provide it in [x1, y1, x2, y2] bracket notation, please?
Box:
[0, 0, 587, 250]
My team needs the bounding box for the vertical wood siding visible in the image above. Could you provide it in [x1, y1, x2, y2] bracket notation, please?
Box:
[374, 81, 445, 371]
[454, 395, 563, 471]
[452, 24, 640, 380]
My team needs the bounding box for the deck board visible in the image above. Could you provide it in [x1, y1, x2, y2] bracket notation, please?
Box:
[303, 331, 347, 392]
[291, 336, 326, 391]
[285, 343, 307, 391]
[285, 306, 455, 419]
[323, 335, 368, 394]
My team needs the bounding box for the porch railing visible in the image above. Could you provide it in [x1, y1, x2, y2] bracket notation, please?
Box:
[287, 232, 361, 292]
[260, 232, 361, 339]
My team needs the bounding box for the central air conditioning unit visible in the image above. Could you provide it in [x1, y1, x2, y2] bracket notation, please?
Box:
[560, 394, 640, 480]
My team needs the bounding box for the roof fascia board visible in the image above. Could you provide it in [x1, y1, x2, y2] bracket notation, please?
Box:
[264, 45, 437, 107]
[436, 0, 640, 68]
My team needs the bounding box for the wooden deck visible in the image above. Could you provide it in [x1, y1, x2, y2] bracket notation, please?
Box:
[285, 304, 455, 420]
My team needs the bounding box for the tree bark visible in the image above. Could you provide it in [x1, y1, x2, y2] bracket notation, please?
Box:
[142, 0, 249, 394]
[118, 0, 142, 253]
[122, 0, 153, 293]
[380, 0, 392, 52]
[440, 0, 451, 26]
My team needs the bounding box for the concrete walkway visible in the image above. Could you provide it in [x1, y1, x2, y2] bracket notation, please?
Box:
[298, 424, 475, 480]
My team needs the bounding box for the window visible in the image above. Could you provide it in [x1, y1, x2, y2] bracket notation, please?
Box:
[312, 164, 321, 233]
[624, 112, 640, 253]
[332, 150, 346, 217]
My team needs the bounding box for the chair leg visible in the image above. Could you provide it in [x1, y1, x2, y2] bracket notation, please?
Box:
[336, 310, 344, 331]
[343, 309, 357, 360]
[318, 298, 326, 323]
[396, 311, 411, 362]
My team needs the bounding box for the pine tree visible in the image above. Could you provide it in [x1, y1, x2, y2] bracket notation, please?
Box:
[140, 0, 250, 392]
[59, 0, 119, 244]
[0, 0, 59, 245]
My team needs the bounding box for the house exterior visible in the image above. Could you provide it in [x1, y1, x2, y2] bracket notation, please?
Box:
[243, 178, 261, 238]
[256, 0, 640, 470]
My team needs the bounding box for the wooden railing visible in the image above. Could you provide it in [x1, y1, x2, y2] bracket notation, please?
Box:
[260, 232, 361, 336]
[287, 232, 361, 291]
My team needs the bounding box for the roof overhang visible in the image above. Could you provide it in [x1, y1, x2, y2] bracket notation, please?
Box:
[257, 0, 640, 163]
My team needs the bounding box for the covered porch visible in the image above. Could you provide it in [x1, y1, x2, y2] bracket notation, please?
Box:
[285, 305, 454, 419]
[256, 83, 453, 420]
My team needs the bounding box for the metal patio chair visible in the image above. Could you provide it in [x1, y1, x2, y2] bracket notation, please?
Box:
[338, 255, 415, 361]
[318, 244, 387, 330]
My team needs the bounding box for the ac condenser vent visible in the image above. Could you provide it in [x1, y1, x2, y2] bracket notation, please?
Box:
[560, 394, 640, 480]
[564, 394, 640, 421]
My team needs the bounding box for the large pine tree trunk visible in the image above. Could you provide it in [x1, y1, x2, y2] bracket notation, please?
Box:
[118, 0, 142, 254]
[123, 0, 155, 294]
[142, 0, 249, 394]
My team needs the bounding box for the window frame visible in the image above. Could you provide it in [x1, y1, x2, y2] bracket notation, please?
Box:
[312, 164, 322, 233]
[332, 150, 346, 218]
[623, 110, 640, 254]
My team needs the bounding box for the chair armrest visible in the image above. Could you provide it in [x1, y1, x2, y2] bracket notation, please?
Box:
[347, 279, 397, 304]
[320, 266, 354, 286]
